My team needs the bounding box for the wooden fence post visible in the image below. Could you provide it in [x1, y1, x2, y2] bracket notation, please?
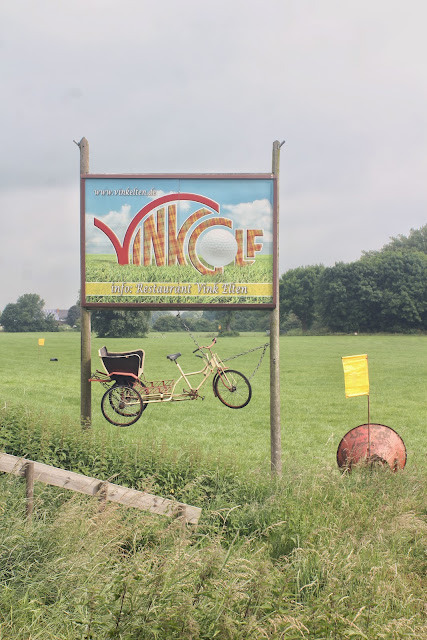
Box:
[25, 462, 35, 521]
[97, 481, 109, 512]
[0, 453, 202, 524]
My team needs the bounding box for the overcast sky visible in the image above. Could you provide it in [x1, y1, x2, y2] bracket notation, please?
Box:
[1, 0, 426, 310]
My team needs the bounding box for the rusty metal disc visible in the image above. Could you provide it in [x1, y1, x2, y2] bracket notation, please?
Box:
[337, 424, 407, 472]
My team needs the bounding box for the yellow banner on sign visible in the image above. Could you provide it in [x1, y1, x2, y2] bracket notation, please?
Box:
[85, 282, 273, 298]
[342, 354, 369, 398]
[38, 338, 45, 346]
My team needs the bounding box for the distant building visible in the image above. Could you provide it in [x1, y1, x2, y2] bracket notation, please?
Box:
[44, 309, 69, 323]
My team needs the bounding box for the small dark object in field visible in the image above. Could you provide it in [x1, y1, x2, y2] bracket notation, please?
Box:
[50, 358, 58, 362]
[337, 424, 407, 472]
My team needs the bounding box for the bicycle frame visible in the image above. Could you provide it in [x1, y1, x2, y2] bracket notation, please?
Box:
[135, 338, 230, 404]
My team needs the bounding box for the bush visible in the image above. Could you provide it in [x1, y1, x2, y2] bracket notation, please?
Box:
[152, 315, 184, 332]
[217, 330, 240, 337]
[1, 294, 58, 333]
[91, 309, 150, 338]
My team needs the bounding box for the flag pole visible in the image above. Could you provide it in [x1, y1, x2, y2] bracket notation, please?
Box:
[367, 394, 371, 458]
[341, 353, 370, 461]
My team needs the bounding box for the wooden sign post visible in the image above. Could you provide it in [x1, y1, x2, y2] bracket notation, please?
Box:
[77, 138, 92, 428]
[270, 140, 283, 476]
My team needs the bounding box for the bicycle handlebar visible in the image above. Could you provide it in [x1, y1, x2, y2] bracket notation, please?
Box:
[193, 337, 217, 354]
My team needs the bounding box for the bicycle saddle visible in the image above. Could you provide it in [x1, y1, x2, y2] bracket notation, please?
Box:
[167, 353, 181, 361]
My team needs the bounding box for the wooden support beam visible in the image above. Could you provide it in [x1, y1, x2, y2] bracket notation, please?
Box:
[24, 461, 34, 521]
[78, 136, 92, 428]
[0, 453, 201, 525]
[270, 140, 283, 476]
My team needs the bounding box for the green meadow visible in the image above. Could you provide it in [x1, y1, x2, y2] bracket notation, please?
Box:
[0, 332, 425, 468]
[0, 332, 426, 639]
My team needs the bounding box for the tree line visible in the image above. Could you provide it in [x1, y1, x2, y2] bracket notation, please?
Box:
[280, 225, 426, 333]
[1, 225, 425, 335]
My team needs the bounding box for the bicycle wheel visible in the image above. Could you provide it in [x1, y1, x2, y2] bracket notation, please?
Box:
[110, 382, 148, 416]
[101, 385, 143, 426]
[214, 369, 252, 409]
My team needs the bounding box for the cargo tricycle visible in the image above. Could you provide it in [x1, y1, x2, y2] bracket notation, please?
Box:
[90, 338, 252, 426]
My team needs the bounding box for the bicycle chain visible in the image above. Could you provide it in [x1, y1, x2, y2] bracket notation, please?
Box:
[176, 311, 203, 350]
[222, 343, 270, 380]
[177, 311, 269, 380]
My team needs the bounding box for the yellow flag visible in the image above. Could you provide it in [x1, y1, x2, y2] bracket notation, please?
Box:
[342, 354, 369, 398]
[38, 338, 45, 346]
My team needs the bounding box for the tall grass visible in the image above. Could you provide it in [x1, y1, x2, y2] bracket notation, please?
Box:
[0, 332, 425, 638]
[0, 462, 425, 638]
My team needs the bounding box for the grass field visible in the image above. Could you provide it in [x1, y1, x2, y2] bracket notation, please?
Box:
[0, 331, 425, 469]
[0, 331, 425, 638]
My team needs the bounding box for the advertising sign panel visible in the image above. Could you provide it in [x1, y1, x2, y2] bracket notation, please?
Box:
[82, 174, 276, 308]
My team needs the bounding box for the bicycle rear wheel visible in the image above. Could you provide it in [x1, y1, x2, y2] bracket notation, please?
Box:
[214, 369, 251, 409]
[101, 384, 144, 426]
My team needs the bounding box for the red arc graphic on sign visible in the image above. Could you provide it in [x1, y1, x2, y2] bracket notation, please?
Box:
[94, 193, 220, 265]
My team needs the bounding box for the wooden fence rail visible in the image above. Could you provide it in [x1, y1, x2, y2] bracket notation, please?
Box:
[0, 453, 201, 524]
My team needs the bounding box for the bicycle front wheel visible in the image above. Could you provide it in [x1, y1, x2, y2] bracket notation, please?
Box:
[101, 384, 144, 426]
[214, 369, 252, 409]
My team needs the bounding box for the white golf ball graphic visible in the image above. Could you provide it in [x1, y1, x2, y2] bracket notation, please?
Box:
[197, 228, 238, 268]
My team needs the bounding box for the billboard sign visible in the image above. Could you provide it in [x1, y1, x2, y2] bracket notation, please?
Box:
[82, 174, 276, 308]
